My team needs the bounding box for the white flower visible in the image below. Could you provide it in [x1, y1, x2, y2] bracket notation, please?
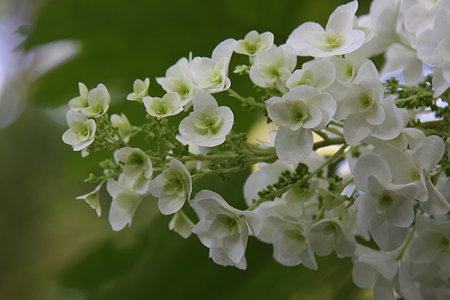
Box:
[362, 0, 402, 57]
[191, 190, 261, 270]
[127, 78, 150, 102]
[352, 245, 398, 300]
[249, 44, 296, 92]
[264, 215, 317, 269]
[309, 218, 355, 257]
[179, 91, 234, 147]
[287, 1, 365, 57]
[188, 39, 237, 93]
[110, 113, 133, 143]
[381, 44, 424, 85]
[354, 153, 417, 251]
[373, 137, 448, 215]
[169, 210, 195, 239]
[76, 183, 102, 217]
[68, 82, 89, 111]
[266, 85, 336, 164]
[156, 58, 195, 107]
[235, 30, 274, 56]
[114, 147, 153, 193]
[286, 59, 336, 91]
[335, 62, 405, 145]
[143, 92, 183, 119]
[417, 8, 450, 97]
[62, 110, 96, 151]
[267, 85, 336, 131]
[80, 83, 111, 118]
[149, 159, 192, 215]
[409, 215, 450, 265]
[107, 178, 147, 231]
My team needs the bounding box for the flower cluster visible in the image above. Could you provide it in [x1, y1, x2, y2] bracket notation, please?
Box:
[61, 1, 450, 299]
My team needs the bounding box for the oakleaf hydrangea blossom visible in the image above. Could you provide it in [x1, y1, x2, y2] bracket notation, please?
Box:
[235, 30, 274, 56]
[81, 83, 111, 118]
[114, 147, 153, 193]
[417, 8, 450, 96]
[149, 159, 192, 215]
[62, 110, 96, 151]
[143, 92, 183, 119]
[266, 85, 336, 163]
[286, 59, 336, 91]
[107, 178, 148, 231]
[188, 39, 237, 93]
[249, 44, 296, 92]
[127, 78, 150, 102]
[191, 190, 261, 269]
[287, 1, 366, 57]
[352, 245, 398, 300]
[309, 218, 356, 257]
[179, 91, 234, 147]
[60, 1, 450, 298]
[157, 58, 196, 107]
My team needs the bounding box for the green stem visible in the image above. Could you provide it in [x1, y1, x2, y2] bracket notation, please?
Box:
[313, 138, 345, 150]
[396, 227, 416, 261]
[228, 89, 265, 108]
[324, 126, 343, 137]
[329, 120, 344, 127]
[314, 130, 329, 141]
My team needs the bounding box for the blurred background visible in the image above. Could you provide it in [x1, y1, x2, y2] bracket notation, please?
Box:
[0, 0, 374, 299]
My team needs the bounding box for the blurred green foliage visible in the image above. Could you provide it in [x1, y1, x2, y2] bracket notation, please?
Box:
[0, 0, 373, 299]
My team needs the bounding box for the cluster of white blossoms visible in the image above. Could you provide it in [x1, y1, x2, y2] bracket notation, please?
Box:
[62, 1, 450, 299]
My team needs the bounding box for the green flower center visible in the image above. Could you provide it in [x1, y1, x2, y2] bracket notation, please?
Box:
[324, 32, 343, 50]
[378, 194, 394, 211]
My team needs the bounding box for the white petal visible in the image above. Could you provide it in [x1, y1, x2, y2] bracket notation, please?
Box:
[386, 198, 415, 228]
[419, 178, 450, 215]
[287, 22, 325, 56]
[326, 1, 358, 34]
[169, 210, 194, 239]
[413, 135, 445, 173]
[212, 39, 237, 62]
[370, 220, 407, 251]
[275, 127, 313, 164]
[158, 195, 185, 215]
[352, 262, 377, 289]
[354, 153, 392, 192]
[344, 113, 374, 145]
[357, 194, 384, 230]
[192, 90, 218, 110]
[371, 97, 404, 140]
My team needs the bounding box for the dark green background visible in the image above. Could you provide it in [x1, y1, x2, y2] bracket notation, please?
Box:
[0, 0, 374, 299]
